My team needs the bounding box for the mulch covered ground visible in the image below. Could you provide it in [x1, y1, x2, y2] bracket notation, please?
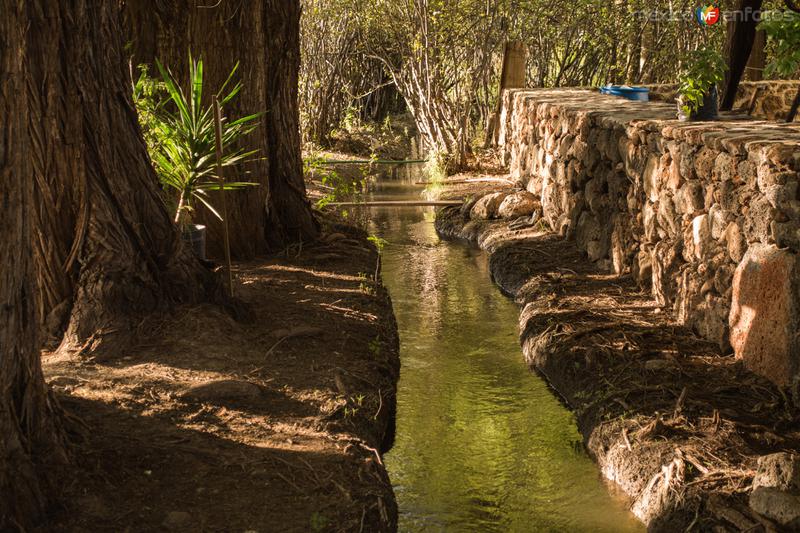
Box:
[435, 198, 800, 532]
[40, 224, 399, 533]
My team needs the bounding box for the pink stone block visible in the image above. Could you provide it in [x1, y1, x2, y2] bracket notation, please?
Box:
[729, 244, 799, 386]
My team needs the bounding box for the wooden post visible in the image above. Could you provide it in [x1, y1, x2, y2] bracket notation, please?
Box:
[212, 96, 234, 297]
[500, 41, 528, 90]
[486, 40, 528, 147]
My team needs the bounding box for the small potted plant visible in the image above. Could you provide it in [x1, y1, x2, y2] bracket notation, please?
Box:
[133, 55, 260, 259]
[677, 46, 728, 121]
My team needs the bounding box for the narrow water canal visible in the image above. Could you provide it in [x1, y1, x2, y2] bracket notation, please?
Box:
[367, 173, 643, 532]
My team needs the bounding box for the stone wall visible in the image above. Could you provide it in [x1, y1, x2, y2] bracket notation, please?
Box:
[642, 81, 800, 122]
[497, 82, 798, 156]
[498, 87, 800, 389]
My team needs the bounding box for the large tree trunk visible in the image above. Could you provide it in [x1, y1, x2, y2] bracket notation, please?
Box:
[27, 1, 219, 354]
[745, 29, 767, 81]
[0, 1, 65, 527]
[123, 0, 319, 257]
[721, 0, 764, 111]
[264, 0, 320, 248]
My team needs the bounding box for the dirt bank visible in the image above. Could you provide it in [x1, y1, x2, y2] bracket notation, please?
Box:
[40, 223, 400, 532]
[436, 197, 800, 532]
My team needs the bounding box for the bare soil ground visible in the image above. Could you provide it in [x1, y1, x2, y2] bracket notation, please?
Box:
[40, 223, 399, 533]
[436, 193, 800, 532]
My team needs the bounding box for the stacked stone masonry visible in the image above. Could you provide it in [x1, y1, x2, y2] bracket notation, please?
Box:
[643, 80, 800, 123]
[498, 86, 800, 389]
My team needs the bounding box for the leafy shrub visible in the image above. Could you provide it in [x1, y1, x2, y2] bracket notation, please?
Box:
[304, 151, 368, 210]
[677, 46, 727, 116]
[761, 11, 800, 78]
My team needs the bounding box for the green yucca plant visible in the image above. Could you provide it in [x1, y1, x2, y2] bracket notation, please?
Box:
[134, 55, 261, 225]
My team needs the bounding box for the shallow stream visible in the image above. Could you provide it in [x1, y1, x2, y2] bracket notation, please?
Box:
[367, 172, 643, 532]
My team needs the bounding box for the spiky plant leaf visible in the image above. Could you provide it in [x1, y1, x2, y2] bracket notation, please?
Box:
[134, 55, 264, 224]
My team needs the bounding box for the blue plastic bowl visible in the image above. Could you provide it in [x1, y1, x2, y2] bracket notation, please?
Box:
[600, 85, 650, 102]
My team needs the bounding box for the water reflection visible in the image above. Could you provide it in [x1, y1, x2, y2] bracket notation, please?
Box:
[369, 173, 643, 532]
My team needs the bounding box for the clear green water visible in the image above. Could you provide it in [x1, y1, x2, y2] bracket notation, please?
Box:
[367, 176, 643, 533]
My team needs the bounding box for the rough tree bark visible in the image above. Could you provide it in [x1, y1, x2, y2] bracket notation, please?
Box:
[721, 0, 764, 111]
[0, 1, 65, 527]
[123, 0, 319, 256]
[27, 1, 219, 354]
[263, 0, 320, 249]
[745, 30, 766, 81]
